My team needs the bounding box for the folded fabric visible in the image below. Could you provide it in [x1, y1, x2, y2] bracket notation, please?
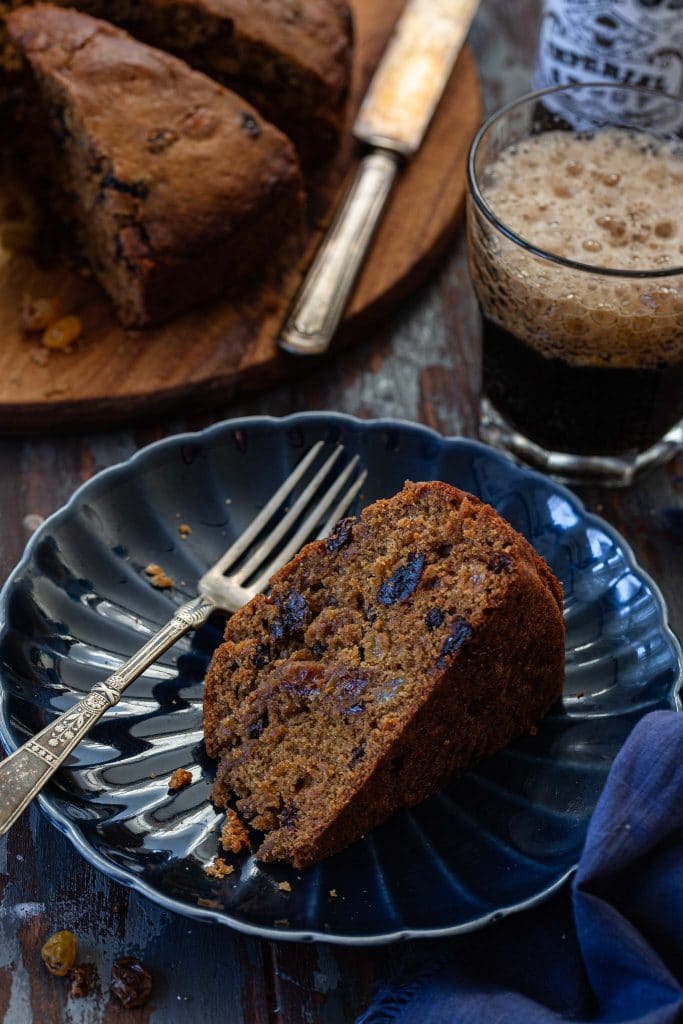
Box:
[357, 710, 683, 1024]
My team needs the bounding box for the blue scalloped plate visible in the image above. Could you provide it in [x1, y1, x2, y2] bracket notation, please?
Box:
[0, 414, 680, 944]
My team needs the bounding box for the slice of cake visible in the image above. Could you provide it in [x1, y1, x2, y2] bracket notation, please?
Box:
[204, 480, 565, 868]
[5, 0, 353, 166]
[7, 4, 305, 326]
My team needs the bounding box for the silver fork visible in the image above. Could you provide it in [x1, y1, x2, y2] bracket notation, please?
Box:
[0, 441, 366, 837]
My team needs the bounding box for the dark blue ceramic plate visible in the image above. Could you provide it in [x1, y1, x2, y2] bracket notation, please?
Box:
[0, 415, 680, 944]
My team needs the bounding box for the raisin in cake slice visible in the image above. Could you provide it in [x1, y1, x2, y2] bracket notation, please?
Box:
[45, 0, 354, 166]
[7, 4, 305, 326]
[204, 480, 565, 869]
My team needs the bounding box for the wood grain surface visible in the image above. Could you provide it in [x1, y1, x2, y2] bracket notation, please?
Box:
[1, 1, 682, 1022]
[0, 0, 481, 434]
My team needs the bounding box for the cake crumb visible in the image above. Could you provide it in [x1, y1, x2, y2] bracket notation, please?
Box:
[197, 897, 222, 909]
[178, 523, 192, 538]
[144, 563, 173, 589]
[529, 724, 538, 736]
[29, 348, 49, 366]
[278, 881, 292, 893]
[205, 858, 234, 879]
[21, 295, 62, 333]
[220, 809, 250, 855]
[274, 919, 290, 927]
[168, 768, 192, 791]
[329, 889, 337, 898]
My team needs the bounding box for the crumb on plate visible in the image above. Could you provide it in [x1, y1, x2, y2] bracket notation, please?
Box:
[144, 563, 173, 589]
[205, 857, 234, 879]
[168, 768, 192, 791]
[220, 809, 250, 855]
[278, 881, 292, 893]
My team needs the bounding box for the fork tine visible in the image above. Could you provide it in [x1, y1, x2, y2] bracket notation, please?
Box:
[317, 468, 367, 539]
[207, 440, 326, 577]
[247, 456, 363, 594]
[231, 445, 344, 585]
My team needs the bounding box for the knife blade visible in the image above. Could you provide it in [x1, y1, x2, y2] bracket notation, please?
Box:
[278, 0, 480, 357]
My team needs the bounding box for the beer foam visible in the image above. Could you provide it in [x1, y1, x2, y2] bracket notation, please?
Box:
[469, 128, 683, 368]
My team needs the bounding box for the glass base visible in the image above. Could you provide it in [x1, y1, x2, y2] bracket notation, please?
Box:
[479, 398, 683, 487]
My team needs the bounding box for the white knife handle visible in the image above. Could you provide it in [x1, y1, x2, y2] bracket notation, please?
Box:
[279, 149, 401, 357]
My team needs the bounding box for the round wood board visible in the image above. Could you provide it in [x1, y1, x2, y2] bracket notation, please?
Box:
[0, 1, 481, 434]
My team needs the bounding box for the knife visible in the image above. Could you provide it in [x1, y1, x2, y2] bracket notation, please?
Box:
[278, 0, 480, 357]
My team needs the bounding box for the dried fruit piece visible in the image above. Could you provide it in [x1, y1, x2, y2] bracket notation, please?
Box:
[20, 295, 62, 332]
[41, 930, 77, 976]
[436, 616, 473, 669]
[326, 517, 354, 554]
[349, 743, 366, 766]
[42, 315, 82, 351]
[279, 802, 298, 830]
[69, 963, 96, 998]
[488, 552, 512, 573]
[424, 608, 444, 630]
[168, 767, 192, 791]
[253, 642, 270, 669]
[271, 590, 309, 640]
[377, 553, 426, 606]
[111, 957, 152, 1008]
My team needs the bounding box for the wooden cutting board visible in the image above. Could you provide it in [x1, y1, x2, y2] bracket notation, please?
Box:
[0, 0, 481, 434]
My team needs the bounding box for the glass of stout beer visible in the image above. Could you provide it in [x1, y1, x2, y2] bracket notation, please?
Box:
[467, 83, 683, 485]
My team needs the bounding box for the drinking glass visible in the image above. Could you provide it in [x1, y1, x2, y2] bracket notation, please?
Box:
[466, 83, 683, 485]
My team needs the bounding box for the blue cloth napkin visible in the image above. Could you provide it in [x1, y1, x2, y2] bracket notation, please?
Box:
[357, 710, 683, 1024]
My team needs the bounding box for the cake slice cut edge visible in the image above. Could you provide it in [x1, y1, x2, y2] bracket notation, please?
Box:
[204, 480, 566, 869]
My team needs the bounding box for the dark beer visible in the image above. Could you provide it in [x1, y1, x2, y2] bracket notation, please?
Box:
[468, 126, 683, 458]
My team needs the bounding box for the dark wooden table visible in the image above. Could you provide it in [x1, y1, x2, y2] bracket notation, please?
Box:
[1, 2, 681, 1020]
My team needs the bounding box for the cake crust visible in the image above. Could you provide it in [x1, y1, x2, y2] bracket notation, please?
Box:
[204, 480, 565, 869]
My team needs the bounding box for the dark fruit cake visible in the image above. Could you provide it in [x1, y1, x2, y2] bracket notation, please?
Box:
[3, 0, 353, 165]
[204, 480, 565, 869]
[7, 4, 305, 326]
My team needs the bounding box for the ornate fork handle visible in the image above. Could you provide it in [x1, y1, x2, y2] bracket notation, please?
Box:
[0, 595, 215, 838]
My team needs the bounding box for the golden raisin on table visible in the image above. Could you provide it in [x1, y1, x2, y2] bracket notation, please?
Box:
[41, 929, 77, 976]
[42, 315, 82, 351]
[110, 956, 152, 1008]
[20, 294, 62, 333]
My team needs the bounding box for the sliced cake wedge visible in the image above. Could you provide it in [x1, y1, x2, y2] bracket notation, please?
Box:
[204, 480, 565, 868]
[7, 4, 305, 326]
